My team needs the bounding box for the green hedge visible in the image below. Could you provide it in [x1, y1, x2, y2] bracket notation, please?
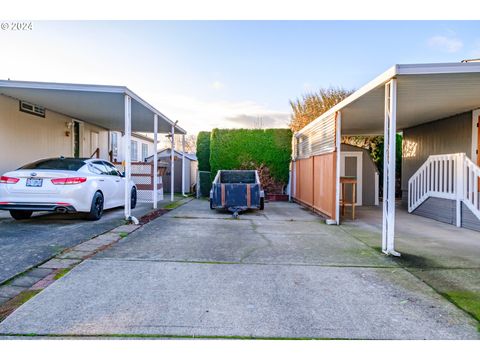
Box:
[198, 171, 212, 197]
[196, 131, 211, 172]
[209, 128, 292, 184]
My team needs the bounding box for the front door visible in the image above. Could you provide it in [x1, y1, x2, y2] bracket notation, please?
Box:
[340, 152, 363, 206]
[73, 121, 81, 158]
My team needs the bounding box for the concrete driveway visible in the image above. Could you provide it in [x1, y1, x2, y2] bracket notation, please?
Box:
[0, 198, 177, 285]
[0, 200, 478, 339]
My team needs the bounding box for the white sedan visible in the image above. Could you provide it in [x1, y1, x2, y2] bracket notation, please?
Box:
[0, 157, 137, 221]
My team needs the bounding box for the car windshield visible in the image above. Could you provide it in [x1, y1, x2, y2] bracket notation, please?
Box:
[19, 158, 86, 171]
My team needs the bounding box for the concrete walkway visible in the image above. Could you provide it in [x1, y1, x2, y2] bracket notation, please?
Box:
[341, 204, 480, 328]
[0, 200, 478, 339]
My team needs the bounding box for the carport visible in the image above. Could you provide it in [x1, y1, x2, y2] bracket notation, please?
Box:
[292, 62, 480, 256]
[0, 80, 186, 222]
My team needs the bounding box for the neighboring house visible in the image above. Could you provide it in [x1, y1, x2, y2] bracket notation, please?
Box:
[146, 149, 198, 194]
[291, 62, 480, 255]
[0, 79, 186, 220]
[110, 131, 155, 163]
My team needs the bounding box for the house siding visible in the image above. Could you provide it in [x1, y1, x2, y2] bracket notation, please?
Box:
[0, 94, 111, 176]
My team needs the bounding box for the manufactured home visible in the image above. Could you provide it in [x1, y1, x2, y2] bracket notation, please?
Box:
[291, 62, 480, 255]
[0, 79, 187, 220]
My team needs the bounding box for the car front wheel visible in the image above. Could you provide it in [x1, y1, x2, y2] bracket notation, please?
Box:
[86, 191, 104, 221]
[10, 210, 33, 220]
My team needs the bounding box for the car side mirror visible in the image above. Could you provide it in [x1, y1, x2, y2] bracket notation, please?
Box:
[120, 172, 125, 178]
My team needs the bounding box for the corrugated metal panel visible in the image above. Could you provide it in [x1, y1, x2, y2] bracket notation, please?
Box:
[296, 113, 336, 159]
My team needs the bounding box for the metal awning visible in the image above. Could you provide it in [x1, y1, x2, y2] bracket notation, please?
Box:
[0, 80, 186, 134]
[297, 62, 480, 136]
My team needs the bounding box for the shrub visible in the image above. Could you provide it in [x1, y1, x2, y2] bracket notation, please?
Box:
[209, 128, 292, 192]
[196, 131, 211, 172]
[198, 171, 212, 197]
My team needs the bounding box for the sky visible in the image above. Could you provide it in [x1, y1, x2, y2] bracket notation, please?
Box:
[1, 20, 480, 135]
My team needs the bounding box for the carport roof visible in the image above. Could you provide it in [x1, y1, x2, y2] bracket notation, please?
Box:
[296, 62, 480, 136]
[0, 79, 186, 134]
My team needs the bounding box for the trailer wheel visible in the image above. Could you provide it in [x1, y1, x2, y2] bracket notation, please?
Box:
[259, 197, 264, 210]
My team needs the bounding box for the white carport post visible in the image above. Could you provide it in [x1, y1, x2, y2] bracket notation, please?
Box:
[124, 94, 132, 221]
[335, 111, 342, 225]
[382, 79, 400, 256]
[182, 134, 186, 196]
[153, 114, 158, 209]
[170, 124, 175, 202]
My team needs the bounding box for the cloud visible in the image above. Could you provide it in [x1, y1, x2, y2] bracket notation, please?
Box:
[427, 35, 463, 53]
[146, 91, 290, 135]
[211, 81, 224, 90]
[226, 113, 290, 128]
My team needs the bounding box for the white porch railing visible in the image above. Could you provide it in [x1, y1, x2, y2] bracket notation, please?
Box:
[408, 153, 480, 227]
[463, 156, 480, 220]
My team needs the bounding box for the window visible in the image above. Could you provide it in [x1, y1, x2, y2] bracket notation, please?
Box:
[102, 161, 121, 176]
[131, 140, 138, 161]
[90, 161, 109, 175]
[20, 158, 86, 171]
[142, 143, 149, 161]
[111, 132, 118, 157]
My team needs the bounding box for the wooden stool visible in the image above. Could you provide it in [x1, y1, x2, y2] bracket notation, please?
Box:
[340, 176, 357, 220]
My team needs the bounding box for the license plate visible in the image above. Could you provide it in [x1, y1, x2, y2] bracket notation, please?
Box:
[26, 178, 43, 187]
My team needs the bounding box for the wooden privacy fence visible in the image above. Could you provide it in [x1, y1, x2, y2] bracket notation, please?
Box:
[291, 112, 338, 221]
[293, 153, 337, 219]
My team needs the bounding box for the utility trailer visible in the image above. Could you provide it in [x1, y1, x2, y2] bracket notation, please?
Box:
[209, 170, 264, 218]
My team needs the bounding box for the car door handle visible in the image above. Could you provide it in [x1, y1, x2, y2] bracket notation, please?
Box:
[115, 180, 120, 182]
[99, 179, 105, 182]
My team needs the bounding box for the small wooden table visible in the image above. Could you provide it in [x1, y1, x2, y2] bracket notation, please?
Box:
[340, 176, 357, 220]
